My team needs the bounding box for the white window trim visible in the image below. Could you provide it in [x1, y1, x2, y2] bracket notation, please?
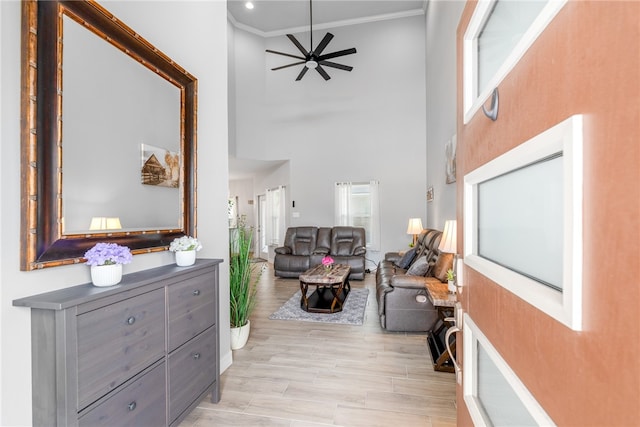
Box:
[463, 115, 583, 331]
[463, 314, 556, 426]
[463, 0, 568, 124]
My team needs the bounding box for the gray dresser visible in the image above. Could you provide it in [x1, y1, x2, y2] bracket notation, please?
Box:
[13, 259, 222, 427]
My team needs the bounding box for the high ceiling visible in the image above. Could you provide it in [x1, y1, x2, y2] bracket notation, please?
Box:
[227, 0, 426, 36]
[227, 0, 427, 180]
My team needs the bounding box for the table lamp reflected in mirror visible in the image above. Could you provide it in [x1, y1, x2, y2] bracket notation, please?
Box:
[89, 217, 122, 231]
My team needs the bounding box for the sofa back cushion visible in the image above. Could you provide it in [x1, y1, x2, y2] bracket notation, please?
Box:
[316, 227, 332, 253]
[330, 227, 366, 256]
[432, 252, 454, 282]
[283, 227, 318, 256]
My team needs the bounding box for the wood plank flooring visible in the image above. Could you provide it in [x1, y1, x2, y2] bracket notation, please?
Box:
[179, 263, 457, 427]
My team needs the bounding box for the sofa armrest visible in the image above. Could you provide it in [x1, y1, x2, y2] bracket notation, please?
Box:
[313, 246, 330, 255]
[390, 275, 427, 290]
[353, 246, 366, 256]
[274, 246, 292, 255]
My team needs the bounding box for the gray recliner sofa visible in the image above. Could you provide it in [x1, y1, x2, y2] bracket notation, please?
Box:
[375, 229, 453, 331]
[274, 226, 366, 280]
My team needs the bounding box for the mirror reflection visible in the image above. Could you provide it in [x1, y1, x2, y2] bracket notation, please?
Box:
[61, 15, 181, 234]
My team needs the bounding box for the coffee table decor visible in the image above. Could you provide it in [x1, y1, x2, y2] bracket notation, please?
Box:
[269, 288, 369, 325]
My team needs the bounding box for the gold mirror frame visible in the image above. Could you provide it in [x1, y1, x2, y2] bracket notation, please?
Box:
[20, 0, 198, 270]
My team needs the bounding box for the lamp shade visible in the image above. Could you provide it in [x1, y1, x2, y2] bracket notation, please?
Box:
[89, 217, 122, 231]
[438, 220, 457, 253]
[406, 218, 423, 235]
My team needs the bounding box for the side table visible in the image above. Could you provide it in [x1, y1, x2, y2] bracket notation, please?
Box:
[424, 280, 457, 372]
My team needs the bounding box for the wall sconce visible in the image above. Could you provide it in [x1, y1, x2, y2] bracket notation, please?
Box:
[89, 217, 122, 231]
[438, 219, 457, 293]
[406, 218, 423, 247]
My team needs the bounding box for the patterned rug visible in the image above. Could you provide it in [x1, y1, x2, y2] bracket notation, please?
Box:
[269, 288, 369, 325]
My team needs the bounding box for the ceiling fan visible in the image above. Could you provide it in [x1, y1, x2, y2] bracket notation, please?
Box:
[265, 0, 357, 81]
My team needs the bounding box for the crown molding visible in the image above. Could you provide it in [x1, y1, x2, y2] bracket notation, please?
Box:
[228, 7, 426, 38]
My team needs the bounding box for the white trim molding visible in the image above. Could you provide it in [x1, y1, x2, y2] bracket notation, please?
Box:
[464, 115, 584, 331]
[463, 314, 556, 426]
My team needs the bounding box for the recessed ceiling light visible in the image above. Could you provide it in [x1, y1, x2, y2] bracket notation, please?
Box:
[245, 2, 254, 10]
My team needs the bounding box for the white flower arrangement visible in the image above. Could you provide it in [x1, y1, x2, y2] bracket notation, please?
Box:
[169, 235, 202, 252]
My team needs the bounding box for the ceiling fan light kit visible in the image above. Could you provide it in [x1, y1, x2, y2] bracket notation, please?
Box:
[266, 0, 357, 81]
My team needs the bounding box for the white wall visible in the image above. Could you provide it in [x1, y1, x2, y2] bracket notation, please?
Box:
[425, 0, 465, 229]
[0, 1, 229, 424]
[233, 15, 428, 264]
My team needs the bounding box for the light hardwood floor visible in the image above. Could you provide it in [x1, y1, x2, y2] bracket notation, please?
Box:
[180, 263, 457, 427]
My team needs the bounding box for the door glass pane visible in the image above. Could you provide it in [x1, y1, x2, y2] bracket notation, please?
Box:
[477, 344, 537, 426]
[477, 0, 547, 96]
[477, 154, 563, 290]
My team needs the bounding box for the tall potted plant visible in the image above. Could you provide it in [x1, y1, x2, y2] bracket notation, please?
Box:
[229, 216, 260, 350]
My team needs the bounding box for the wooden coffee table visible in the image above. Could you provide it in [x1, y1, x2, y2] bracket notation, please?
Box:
[299, 264, 351, 313]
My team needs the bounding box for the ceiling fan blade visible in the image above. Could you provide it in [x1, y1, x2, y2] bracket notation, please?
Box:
[313, 33, 334, 56]
[287, 34, 309, 56]
[318, 60, 353, 72]
[295, 66, 309, 81]
[316, 65, 331, 81]
[265, 49, 305, 61]
[271, 61, 306, 71]
[317, 48, 357, 61]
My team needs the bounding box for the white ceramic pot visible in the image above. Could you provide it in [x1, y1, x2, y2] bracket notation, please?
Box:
[230, 320, 251, 350]
[91, 264, 123, 287]
[448, 280, 456, 294]
[175, 250, 196, 266]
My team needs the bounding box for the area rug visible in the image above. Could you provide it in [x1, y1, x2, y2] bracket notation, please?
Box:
[269, 288, 369, 325]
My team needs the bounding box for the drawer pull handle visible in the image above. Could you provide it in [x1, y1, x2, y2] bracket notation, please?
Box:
[128, 401, 137, 411]
[126, 316, 136, 325]
[193, 352, 201, 360]
[192, 289, 201, 296]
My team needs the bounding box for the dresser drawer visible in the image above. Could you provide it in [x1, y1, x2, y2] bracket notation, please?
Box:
[79, 362, 166, 427]
[168, 326, 217, 423]
[167, 273, 216, 351]
[77, 288, 165, 409]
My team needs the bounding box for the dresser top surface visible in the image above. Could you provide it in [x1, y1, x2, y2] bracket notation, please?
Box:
[13, 259, 222, 311]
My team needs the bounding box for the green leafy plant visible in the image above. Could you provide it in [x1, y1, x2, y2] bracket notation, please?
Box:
[229, 216, 260, 328]
[446, 269, 455, 281]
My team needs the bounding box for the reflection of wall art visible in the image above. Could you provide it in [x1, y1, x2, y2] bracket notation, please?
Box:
[445, 135, 457, 184]
[427, 186, 434, 202]
[141, 144, 179, 188]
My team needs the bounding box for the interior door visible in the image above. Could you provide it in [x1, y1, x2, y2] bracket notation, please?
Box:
[257, 194, 268, 261]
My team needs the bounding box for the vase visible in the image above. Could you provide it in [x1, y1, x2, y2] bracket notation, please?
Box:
[91, 264, 123, 287]
[448, 280, 456, 294]
[230, 320, 251, 350]
[175, 250, 196, 266]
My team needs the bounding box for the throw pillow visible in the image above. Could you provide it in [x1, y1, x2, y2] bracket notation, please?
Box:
[406, 256, 430, 276]
[396, 247, 417, 269]
[433, 252, 454, 282]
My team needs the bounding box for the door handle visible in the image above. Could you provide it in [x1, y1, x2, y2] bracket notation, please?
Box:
[445, 326, 461, 382]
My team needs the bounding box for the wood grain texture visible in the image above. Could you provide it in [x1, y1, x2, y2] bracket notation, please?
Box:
[178, 263, 456, 427]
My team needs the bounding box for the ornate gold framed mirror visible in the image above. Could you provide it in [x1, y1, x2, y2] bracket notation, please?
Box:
[20, 0, 197, 270]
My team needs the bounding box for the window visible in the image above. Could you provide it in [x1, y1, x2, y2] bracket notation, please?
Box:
[463, 314, 555, 426]
[464, 115, 583, 330]
[463, 0, 567, 123]
[265, 186, 286, 246]
[335, 181, 380, 251]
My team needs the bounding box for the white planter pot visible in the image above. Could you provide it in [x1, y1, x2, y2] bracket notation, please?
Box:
[91, 264, 123, 287]
[448, 280, 456, 294]
[230, 320, 251, 350]
[175, 250, 196, 266]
